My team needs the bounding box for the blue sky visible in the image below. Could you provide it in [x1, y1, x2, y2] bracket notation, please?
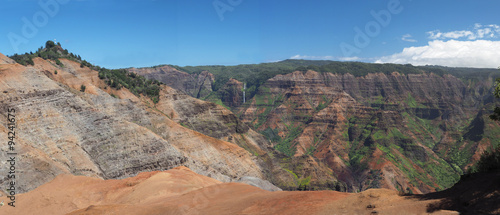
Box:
[1, 0, 500, 68]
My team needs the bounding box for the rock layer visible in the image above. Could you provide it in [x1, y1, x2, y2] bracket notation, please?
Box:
[0, 56, 265, 193]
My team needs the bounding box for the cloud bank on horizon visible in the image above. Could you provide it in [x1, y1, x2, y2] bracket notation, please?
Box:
[375, 40, 500, 68]
[376, 24, 500, 68]
[292, 24, 500, 68]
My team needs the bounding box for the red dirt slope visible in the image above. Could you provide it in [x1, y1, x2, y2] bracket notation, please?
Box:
[3, 166, 490, 215]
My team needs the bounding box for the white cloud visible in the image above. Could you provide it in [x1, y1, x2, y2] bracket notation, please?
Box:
[290, 55, 335, 60]
[338, 56, 360, 61]
[290, 55, 360, 61]
[402, 34, 417, 42]
[427, 23, 500, 40]
[375, 40, 500, 68]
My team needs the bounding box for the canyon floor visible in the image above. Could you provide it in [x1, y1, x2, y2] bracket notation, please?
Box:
[1, 166, 498, 215]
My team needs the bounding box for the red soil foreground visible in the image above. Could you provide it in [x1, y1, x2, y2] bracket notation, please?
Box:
[1, 166, 498, 215]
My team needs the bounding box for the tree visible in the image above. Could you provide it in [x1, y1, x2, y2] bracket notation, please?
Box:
[45, 40, 56, 49]
[490, 67, 500, 121]
[296, 66, 308, 72]
[80, 85, 86, 92]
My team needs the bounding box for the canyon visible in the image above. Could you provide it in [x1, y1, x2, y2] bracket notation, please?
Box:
[132, 63, 500, 194]
[0, 43, 499, 214]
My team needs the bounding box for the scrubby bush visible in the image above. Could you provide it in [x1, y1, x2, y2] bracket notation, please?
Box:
[468, 147, 500, 174]
[98, 68, 161, 103]
[10, 53, 34, 66]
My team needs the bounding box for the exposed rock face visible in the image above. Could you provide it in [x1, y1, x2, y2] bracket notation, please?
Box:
[155, 85, 249, 140]
[219, 78, 245, 108]
[0, 57, 265, 193]
[129, 66, 214, 98]
[239, 70, 500, 193]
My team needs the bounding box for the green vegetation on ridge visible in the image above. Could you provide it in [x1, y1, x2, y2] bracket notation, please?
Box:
[169, 60, 453, 103]
[9, 40, 79, 67]
[9, 40, 163, 103]
[98, 68, 162, 103]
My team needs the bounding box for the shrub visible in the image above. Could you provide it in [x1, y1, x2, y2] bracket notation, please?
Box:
[468, 146, 500, 174]
[55, 59, 64, 67]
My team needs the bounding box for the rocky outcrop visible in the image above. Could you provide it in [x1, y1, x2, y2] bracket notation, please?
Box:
[129, 66, 214, 98]
[219, 78, 245, 108]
